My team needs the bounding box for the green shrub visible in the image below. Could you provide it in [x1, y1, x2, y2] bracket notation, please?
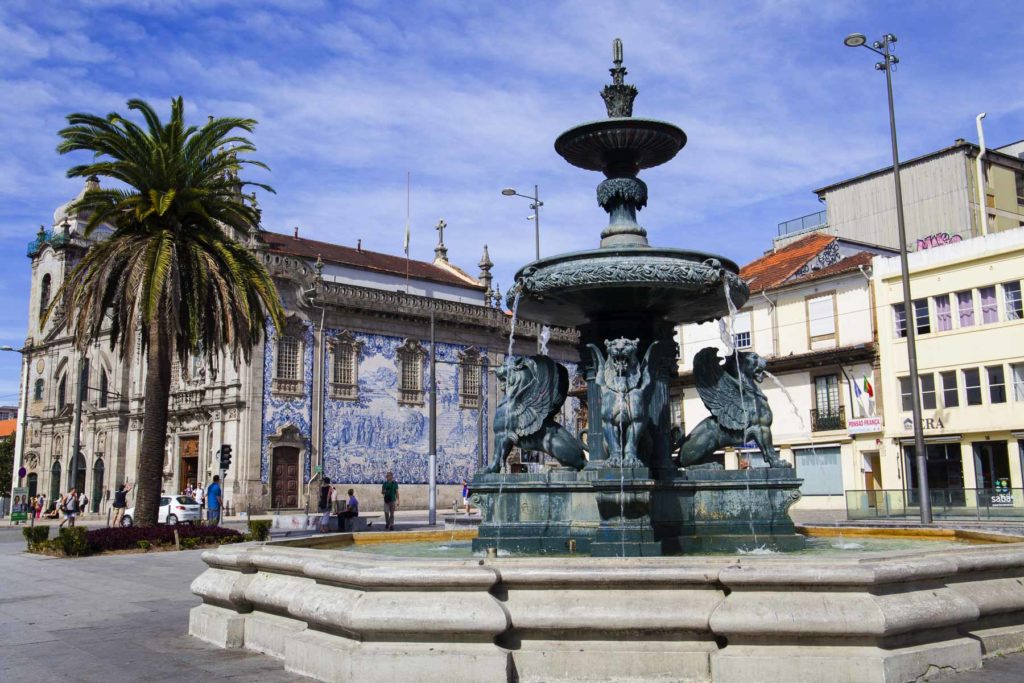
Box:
[247, 519, 271, 541]
[180, 537, 198, 550]
[137, 540, 151, 551]
[58, 527, 89, 557]
[22, 526, 50, 551]
[45, 538, 63, 554]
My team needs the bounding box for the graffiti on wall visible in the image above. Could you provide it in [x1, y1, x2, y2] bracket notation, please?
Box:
[916, 232, 963, 251]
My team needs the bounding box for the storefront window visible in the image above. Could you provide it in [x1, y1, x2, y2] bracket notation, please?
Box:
[973, 441, 1010, 490]
[904, 443, 965, 506]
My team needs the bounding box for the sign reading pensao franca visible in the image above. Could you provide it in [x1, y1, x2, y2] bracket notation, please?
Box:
[848, 416, 883, 435]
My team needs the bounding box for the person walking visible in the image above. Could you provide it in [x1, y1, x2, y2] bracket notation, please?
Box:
[195, 482, 205, 512]
[381, 472, 399, 531]
[37, 493, 46, 519]
[63, 488, 79, 527]
[111, 482, 133, 527]
[206, 476, 223, 526]
[78, 489, 90, 516]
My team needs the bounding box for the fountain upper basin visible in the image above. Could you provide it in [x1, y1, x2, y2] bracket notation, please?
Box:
[512, 245, 749, 327]
[555, 117, 686, 172]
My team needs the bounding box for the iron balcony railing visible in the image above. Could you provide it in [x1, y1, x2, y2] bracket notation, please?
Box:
[777, 209, 828, 237]
[847, 488, 1024, 520]
[810, 407, 846, 431]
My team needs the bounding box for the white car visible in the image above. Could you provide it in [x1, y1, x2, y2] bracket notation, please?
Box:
[121, 496, 202, 526]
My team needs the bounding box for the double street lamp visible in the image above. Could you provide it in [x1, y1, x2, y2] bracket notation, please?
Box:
[844, 32, 932, 524]
[501, 185, 542, 261]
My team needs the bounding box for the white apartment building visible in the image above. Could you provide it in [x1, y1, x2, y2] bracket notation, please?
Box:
[676, 233, 895, 510]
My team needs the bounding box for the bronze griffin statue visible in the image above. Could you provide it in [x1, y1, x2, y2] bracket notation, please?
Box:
[483, 355, 585, 473]
[677, 347, 790, 468]
[588, 338, 658, 465]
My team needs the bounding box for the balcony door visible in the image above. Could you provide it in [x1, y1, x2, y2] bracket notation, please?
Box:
[813, 374, 842, 431]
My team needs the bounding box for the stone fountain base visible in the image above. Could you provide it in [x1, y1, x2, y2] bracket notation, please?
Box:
[470, 467, 805, 556]
[190, 539, 1024, 682]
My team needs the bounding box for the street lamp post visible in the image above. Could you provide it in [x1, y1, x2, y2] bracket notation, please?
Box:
[844, 32, 932, 524]
[501, 185, 543, 261]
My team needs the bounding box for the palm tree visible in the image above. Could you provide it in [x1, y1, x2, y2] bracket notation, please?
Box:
[46, 98, 284, 526]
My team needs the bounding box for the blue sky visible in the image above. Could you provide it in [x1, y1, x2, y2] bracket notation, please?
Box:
[1, 0, 1023, 401]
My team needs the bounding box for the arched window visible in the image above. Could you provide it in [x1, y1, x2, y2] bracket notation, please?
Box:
[33, 379, 44, 402]
[39, 274, 51, 319]
[98, 370, 108, 408]
[57, 375, 67, 412]
[330, 331, 363, 400]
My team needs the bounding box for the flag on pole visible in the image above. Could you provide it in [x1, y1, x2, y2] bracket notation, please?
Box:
[852, 379, 865, 417]
[403, 171, 411, 256]
[862, 375, 875, 416]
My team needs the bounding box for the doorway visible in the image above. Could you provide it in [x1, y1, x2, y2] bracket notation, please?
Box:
[973, 441, 1010, 491]
[862, 452, 881, 507]
[271, 446, 299, 508]
[27, 473, 38, 498]
[50, 461, 61, 500]
[178, 436, 200, 494]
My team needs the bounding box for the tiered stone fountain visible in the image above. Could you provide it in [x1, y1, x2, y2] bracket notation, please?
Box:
[189, 42, 1024, 683]
[472, 39, 803, 556]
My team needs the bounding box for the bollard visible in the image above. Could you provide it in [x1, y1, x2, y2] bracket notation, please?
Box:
[174, 528, 181, 551]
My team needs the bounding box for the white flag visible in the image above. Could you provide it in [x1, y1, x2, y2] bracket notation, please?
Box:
[403, 218, 410, 255]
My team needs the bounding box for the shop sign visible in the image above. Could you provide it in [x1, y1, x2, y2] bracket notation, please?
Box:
[992, 478, 1014, 507]
[10, 486, 28, 522]
[848, 416, 883, 435]
[903, 416, 946, 431]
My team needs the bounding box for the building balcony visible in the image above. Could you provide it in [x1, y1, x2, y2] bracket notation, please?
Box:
[810, 407, 846, 432]
[329, 382, 358, 400]
[777, 209, 828, 237]
[271, 377, 304, 396]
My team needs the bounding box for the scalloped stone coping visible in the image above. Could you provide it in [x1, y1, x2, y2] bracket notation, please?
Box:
[190, 540, 1024, 682]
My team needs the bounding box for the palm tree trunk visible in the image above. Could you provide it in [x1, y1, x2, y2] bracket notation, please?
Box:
[134, 310, 172, 526]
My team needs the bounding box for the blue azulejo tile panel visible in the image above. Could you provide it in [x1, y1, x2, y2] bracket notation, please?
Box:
[320, 329, 487, 485]
[260, 322, 314, 484]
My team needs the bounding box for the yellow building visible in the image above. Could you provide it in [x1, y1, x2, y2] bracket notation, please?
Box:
[872, 227, 1024, 518]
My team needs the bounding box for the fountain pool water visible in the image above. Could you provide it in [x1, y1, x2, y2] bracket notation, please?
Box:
[189, 41, 1024, 683]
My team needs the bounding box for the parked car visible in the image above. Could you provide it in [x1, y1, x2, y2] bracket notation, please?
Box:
[121, 496, 202, 527]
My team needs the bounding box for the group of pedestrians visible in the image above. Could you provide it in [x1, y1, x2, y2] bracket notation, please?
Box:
[317, 477, 362, 532]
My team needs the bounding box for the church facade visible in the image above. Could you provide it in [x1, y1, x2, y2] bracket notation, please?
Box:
[11, 180, 578, 514]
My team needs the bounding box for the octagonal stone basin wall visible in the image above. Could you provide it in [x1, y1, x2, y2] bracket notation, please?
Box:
[189, 532, 1024, 683]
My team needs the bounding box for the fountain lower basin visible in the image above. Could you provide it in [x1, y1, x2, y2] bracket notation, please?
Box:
[190, 531, 1024, 682]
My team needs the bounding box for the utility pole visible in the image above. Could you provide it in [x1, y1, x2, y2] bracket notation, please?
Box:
[428, 311, 437, 526]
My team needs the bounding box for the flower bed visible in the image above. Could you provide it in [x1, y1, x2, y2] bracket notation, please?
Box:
[86, 525, 244, 553]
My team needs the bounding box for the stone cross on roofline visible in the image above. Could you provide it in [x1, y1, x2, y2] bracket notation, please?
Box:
[434, 218, 448, 261]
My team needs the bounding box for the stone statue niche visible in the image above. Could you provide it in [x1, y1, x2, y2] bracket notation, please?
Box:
[587, 338, 659, 466]
[483, 355, 585, 473]
[677, 346, 791, 468]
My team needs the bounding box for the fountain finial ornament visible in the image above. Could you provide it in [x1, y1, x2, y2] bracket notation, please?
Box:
[601, 38, 638, 118]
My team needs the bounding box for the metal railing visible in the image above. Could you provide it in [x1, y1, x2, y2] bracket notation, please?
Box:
[810, 407, 846, 431]
[846, 488, 1024, 520]
[777, 209, 828, 237]
[271, 377, 304, 395]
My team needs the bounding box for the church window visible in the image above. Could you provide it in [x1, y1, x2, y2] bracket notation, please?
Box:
[99, 369, 108, 408]
[458, 348, 482, 409]
[396, 339, 425, 405]
[272, 336, 303, 395]
[33, 379, 44, 402]
[39, 274, 51, 319]
[57, 375, 67, 412]
[330, 331, 362, 400]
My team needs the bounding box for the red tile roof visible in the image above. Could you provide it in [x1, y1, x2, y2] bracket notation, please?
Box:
[261, 231, 484, 290]
[740, 233, 836, 292]
[785, 251, 875, 286]
[0, 418, 16, 439]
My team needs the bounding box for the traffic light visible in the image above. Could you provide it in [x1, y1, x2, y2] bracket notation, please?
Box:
[219, 444, 233, 470]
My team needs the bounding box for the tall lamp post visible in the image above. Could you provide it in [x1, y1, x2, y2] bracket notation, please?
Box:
[501, 185, 543, 261]
[844, 32, 932, 524]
